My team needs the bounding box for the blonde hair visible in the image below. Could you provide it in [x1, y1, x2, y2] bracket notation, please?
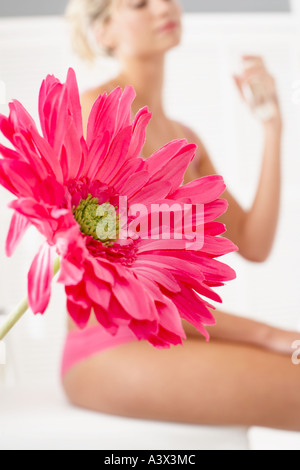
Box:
[65, 0, 118, 63]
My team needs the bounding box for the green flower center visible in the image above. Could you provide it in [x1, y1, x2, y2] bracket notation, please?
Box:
[73, 194, 119, 246]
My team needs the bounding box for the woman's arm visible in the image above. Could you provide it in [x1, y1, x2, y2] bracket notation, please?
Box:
[192, 56, 283, 263]
[182, 310, 297, 357]
[238, 123, 282, 262]
[183, 311, 268, 348]
[195, 126, 282, 263]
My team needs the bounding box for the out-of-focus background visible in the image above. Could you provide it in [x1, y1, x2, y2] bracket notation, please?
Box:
[0, 0, 300, 450]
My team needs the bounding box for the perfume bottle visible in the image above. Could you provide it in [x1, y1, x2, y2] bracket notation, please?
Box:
[239, 58, 277, 121]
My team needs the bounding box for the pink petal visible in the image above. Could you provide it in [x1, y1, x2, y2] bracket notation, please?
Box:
[109, 157, 144, 192]
[138, 251, 236, 283]
[95, 126, 132, 182]
[127, 107, 152, 160]
[75, 136, 89, 179]
[86, 87, 123, 148]
[146, 144, 197, 193]
[9, 100, 38, 134]
[41, 83, 69, 153]
[9, 198, 68, 242]
[134, 255, 204, 282]
[135, 257, 223, 304]
[170, 175, 226, 204]
[144, 140, 186, 175]
[86, 93, 106, 147]
[13, 133, 49, 179]
[0, 161, 19, 195]
[65, 68, 83, 136]
[5, 211, 31, 257]
[112, 273, 158, 321]
[103, 295, 132, 334]
[137, 238, 191, 253]
[93, 304, 119, 335]
[60, 118, 84, 180]
[28, 124, 64, 183]
[85, 279, 111, 310]
[137, 291, 186, 348]
[134, 265, 181, 293]
[174, 271, 223, 303]
[107, 293, 132, 323]
[204, 221, 227, 236]
[172, 285, 216, 341]
[201, 235, 239, 256]
[28, 243, 56, 314]
[204, 199, 229, 223]
[38, 69, 84, 180]
[32, 175, 66, 206]
[154, 298, 186, 339]
[66, 298, 92, 329]
[0, 160, 39, 197]
[83, 131, 110, 180]
[57, 255, 84, 286]
[65, 281, 90, 309]
[88, 258, 116, 285]
[55, 227, 87, 286]
[128, 317, 159, 341]
[134, 271, 167, 303]
[0, 113, 14, 141]
[120, 170, 150, 199]
[39, 74, 61, 138]
[129, 180, 172, 205]
[0, 142, 21, 160]
[147, 326, 183, 348]
[114, 85, 136, 135]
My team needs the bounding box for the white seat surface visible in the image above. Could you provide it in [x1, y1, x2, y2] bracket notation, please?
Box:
[0, 383, 250, 451]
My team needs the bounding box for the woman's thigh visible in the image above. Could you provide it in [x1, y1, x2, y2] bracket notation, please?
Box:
[62, 337, 300, 431]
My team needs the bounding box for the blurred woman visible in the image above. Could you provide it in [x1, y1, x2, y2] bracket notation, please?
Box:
[61, 0, 300, 431]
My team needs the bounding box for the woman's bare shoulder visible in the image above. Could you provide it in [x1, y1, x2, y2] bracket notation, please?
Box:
[80, 81, 116, 106]
[171, 119, 199, 143]
[170, 120, 212, 174]
[172, 120, 211, 156]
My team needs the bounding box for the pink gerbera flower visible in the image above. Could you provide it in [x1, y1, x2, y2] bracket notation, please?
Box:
[0, 68, 238, 348]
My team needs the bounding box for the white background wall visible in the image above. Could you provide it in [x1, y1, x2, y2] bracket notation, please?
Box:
[0, 0, 292, 16]
[0, 12, 300, 448]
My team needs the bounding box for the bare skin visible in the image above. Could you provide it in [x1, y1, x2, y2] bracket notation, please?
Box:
[62, 0, 300, 431]
[63, 331, 300, 430]
[62, 78, 300, 431]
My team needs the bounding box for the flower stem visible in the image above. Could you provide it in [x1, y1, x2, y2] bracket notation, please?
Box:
[0, 257, 61, 341]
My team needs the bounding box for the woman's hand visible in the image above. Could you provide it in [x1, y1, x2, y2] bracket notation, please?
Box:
[263, 326, 300, 357]
[233, 55, 282, 131]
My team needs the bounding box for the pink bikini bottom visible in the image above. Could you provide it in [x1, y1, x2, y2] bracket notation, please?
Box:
[61, 323, 139, 379]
